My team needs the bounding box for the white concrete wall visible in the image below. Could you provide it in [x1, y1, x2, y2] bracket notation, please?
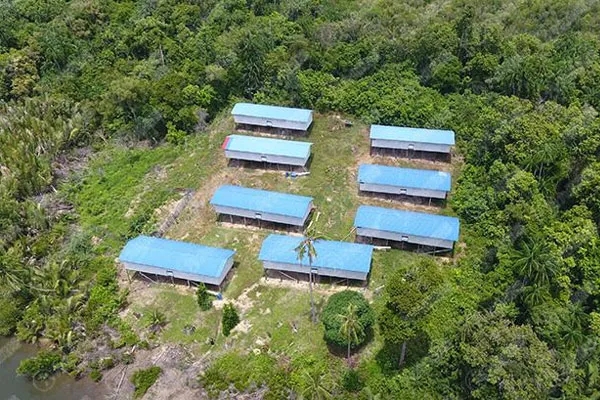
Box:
[225, 150, 308, 166]
[123, 257, 234, 286]
[213, 203, 311, 227]
[359, 183, 447, 199]
[233, 114, 312, 131]
[371, 139, 451, 154]
[356, 227, 454, 249]
[262, 261, 367, 281]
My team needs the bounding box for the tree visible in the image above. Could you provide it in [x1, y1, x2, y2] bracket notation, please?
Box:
[338, 303, 363, 361]
[295, 226, 323, 324]
[379, 259, 443, 367]
[322, 290, 374, 352]
[455, 305, 558, 400]
[196, 283, 212, 311]
[222, 303, 239, 337]
[512, 236, 558, 287]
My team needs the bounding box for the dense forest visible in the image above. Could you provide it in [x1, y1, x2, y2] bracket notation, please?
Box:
[2, 0, 600, 398]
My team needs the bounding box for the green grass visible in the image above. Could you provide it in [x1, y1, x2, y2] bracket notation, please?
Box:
[64, 110, 460, 394]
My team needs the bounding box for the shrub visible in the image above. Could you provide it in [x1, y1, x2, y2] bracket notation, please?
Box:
[99, 357, 114, 370]
[17, 351, 62, 381]
[145, 309, 167, 332]
[196, 283, 212, 311]
[131, 366, 162, 399]
[90, 368, 102, 382]
[222, 303, 240, 337]
[321, 290, 374, 349]
[0, 293, 21, 335]
[342, 369, 363, 392]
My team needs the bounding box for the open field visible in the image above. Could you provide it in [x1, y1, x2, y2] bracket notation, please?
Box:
[68, 110, 461, 396]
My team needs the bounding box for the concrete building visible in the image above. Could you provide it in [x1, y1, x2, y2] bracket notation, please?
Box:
[370, 124, 455, 154]
[210, 185, 313, 227]
[353, 205, 460, 250]
[118, 235, 235, 287]
[358, 164, 451, 200]
[259, 234, 373, 281]
[232, 103, 313, 132]
[222, 135, 312, 168]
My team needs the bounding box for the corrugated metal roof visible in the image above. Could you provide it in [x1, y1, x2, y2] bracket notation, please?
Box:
[354, 205, 460, 241]
[258, 234, 373, 274]
[370, 125, 455, 145]
[118, 236, 235, 278]
[223, 135, 311, 159]
[358, 164, 451, 192]
[210, 185, 313, 219]
[232, 103, 313, 124]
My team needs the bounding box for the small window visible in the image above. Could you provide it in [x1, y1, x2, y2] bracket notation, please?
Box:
[401, 236, 409, 242]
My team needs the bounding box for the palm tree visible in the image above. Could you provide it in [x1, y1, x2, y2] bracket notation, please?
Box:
[338, 303, 363, 361]
[512, 236, 558, 286]
[295, 234, 318, 323]
[295, 216, 324, 324]
[299, 369, 333, 400]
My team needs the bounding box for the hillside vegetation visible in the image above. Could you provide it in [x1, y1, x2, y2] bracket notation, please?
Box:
[1, 0, 600, 398]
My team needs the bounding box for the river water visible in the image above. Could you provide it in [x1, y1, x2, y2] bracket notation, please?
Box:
[0, 337, 105, 400]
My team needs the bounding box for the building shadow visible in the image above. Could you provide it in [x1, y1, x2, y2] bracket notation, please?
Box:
[357, 189, 446, 208]
[226, 153, 313, 172]
[370, 147, 451, 163]
[235, 123, 312, 137]
[355, 235, 454, 257]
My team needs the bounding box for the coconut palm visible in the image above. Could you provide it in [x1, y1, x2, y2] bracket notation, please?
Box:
[299, 368, 334, 400]
[295, 234, 318, 323]
[295, 216, 325, 324]
[512, 236, 558, 286]
[338, 303, 363, 361]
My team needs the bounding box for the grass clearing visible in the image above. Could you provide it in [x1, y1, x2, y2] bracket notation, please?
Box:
[65, 110, 459, 393]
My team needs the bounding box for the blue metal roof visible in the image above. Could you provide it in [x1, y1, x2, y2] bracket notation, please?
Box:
[370, 125, 455, 145]
[232, 103, 312, 124]
[118, 236, 235, 278]
[210, 185, 313, 219]
[223, 135, 311, 159]
[354, 205, 460, 241]
[358, 164, 451, 192]
[258, 234, 373, 274]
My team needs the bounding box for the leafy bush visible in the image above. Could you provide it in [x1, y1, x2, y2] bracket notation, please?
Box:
[342, 369, 363, 392]
[131, 366, 162, 399]
[199, 352, 290, 399]
[17, 351, 62, 381]
[222, 303, 240, 337]
[145, 309, 168, 332]
[90, 368, 102, 382]
[321, 290, 374, 349]
[0, 293, 21, 335]
[84, 262, 124, 331]
[196, 283, 212, 311]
